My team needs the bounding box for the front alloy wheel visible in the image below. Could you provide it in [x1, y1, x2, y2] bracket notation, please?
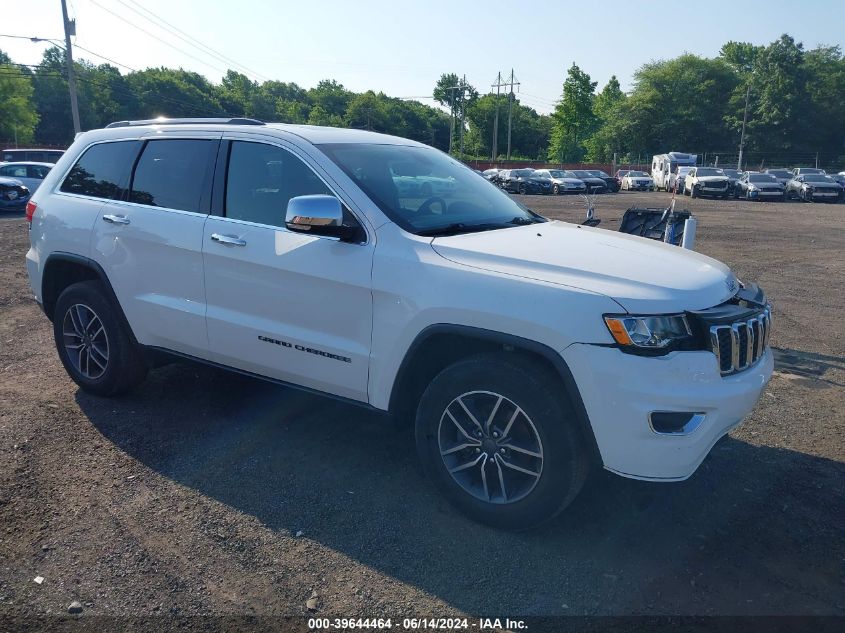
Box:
[438, 391, 543, 504]
[415, 353, 589, 529]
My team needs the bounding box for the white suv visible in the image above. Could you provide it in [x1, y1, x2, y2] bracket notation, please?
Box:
[684, 167, 731, 198]
[25, 118, 773, 529]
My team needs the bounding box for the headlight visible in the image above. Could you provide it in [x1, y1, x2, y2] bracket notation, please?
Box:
[604, 314, 692, 351]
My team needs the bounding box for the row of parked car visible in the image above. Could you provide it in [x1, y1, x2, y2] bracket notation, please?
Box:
[658, 165, 845, 202]
[482, 168, 622, 195]
[480, 164, 845, 203]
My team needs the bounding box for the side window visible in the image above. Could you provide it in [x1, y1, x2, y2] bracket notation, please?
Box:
[225, 141, 332, 228]
[130, 139, 215, 212]
[60, 141, 140, 200]
[29, 165, 51, 179]
[1, 165, 27, 177]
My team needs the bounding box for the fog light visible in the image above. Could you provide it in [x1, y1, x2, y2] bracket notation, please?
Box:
[649, 411, 706, 435]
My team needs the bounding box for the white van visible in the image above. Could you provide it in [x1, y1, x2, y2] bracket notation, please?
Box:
[652, 152, 698, 191]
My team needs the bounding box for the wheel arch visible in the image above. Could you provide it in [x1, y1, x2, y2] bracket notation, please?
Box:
[41, 253, 138, 344]
[388, 324, 601, 465]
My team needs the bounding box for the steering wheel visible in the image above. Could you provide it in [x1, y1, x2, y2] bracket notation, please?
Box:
[416, 196, 447, 215]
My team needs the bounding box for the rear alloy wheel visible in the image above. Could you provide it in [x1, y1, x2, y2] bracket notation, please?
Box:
[415, 353, 589, 530]
[553, 184, 560, 195]
[518, 183, 527, 195]
[53, 281, 148, 396]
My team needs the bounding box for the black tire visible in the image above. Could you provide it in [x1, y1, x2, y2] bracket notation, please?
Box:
[415, 353, 589, 530]
[518, 183, 526, 195]
[53, 280, 148, 396]
[553, 184, 560, 195]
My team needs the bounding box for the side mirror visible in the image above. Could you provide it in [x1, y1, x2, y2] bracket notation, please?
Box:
[285, 195, 357, 241]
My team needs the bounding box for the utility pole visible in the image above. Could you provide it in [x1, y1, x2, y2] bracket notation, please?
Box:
[445, 77, 471, 156]
[491, 72, 506, 161]
[459, 74, 467, 156]
[60, 0, 81, 135]
[447, 85, 456, 155]
[737, 82, 751, 171]
[505, 69, 520, 160]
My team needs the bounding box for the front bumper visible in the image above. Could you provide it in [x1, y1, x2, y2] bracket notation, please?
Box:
[0, 197, 29, 211]
[561, 343, 773, 481]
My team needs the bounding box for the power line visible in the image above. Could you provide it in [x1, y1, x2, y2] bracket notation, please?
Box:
[72, 43, 137, 72]
[87, 0, 230, 77]
[116, 0, 269, 82]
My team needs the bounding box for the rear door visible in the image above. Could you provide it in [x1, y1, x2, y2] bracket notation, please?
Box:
[201, 136, 374, 402]
[90, 134, 219, 357]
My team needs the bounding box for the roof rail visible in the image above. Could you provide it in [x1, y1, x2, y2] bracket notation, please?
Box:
[105, 117, 265, 128]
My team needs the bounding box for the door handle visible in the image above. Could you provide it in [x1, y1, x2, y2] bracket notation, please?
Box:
[210, 233, 247, 246]
[102, 214, 130, 225]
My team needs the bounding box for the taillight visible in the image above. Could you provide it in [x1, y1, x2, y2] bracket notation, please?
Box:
[26, 200, 37, 224]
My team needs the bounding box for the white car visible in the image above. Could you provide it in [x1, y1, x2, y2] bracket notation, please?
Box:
[533, 169, 586, 194]
[621, 171, 654, 191]
[0, 162, 52, 193]
[25, 118, 773, 529]
[683, 167, 731, 198]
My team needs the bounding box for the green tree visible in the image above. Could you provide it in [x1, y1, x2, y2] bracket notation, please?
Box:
[585, 76, 626, 161]
[744, 34, 809, 156]
[309, 79, 351, 118]
[720, 41, 763, 74]
[346, 91, 389, 131]
[548, 63, 597, 162]
[618, 55, 738, 156]
[0, 62, 39, 143]
[126, 67, 224, 119]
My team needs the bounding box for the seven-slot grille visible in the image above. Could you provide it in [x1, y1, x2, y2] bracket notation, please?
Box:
[709, 307, 771, 375]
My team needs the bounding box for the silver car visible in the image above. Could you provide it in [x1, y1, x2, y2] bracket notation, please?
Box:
[0, 162, 53, 193]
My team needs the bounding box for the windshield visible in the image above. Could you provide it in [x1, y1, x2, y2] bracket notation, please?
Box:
[749, 174, 777, 183]
[627, 171, 648, 177]
[723, 169, 740, 177]
[318, 143, 544, 236]
[571, 170, 593, 178]
[548, 170, 566, 178]
[803, 175, 833, 183]
[767, 170, 791, 177]
[696, 168, 722, 177]
[588, 170, 609, 177]
[511, 169, 534, 177]
[677, 167, 692, 175]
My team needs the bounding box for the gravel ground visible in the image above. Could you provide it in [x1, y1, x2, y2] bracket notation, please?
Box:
[0, 191, 843, 627]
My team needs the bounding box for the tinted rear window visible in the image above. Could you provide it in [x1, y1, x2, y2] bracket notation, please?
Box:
[130, 139, 215, 212]
[60, 141, 141, 200]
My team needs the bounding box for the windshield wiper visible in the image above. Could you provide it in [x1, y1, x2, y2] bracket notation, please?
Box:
[417, 222, 507, 237]
[509, 215, 540, 225]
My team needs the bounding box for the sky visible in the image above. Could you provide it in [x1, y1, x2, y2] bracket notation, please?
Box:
[2, 0, 843, 115]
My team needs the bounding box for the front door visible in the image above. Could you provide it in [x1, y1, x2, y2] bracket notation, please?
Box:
[202, 139, 374, 402]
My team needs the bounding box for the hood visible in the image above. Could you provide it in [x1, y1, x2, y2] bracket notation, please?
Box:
[430, 221, 736, 314]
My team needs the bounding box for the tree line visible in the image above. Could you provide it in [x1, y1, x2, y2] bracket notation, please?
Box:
[1, 33, 843, 168]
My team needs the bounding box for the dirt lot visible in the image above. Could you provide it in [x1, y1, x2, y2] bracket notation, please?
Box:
[0, 191, 843, 626]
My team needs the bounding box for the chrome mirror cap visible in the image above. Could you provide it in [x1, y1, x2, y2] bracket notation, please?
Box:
[285, 195, 343, 232]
